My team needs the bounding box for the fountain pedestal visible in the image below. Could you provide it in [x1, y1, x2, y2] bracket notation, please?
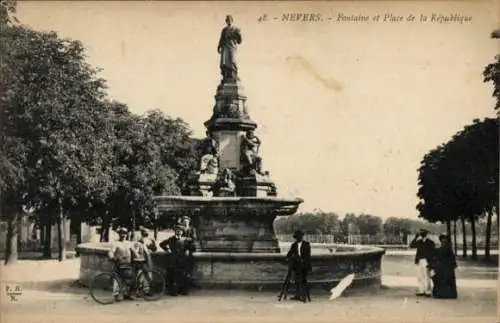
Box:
[154, 196, 301, 253]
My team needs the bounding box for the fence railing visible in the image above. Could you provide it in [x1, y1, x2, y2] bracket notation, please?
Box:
[275, 233, 499, 249]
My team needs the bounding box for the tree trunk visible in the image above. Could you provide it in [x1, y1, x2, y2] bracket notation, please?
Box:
[57, 199, 65, 262]
[4, 212, 19, 265]
[461, 217, 467, 258]
[71, 214, 82, 257]
[154, 218, 158, 241]
[100, 213, 110, 242]
[16, 212, 23, 252]
[446, 220, 451, 237]
[485, 210, 492, 261]
[470, 216, 477, 260]
[453, 220, 457, 255]
[40, 221, 46, 252]
[130, 209, 136, 241]
[42, 213, 52, 259]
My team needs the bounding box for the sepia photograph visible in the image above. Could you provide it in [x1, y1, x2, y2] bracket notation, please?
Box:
[1, 1, 498, 323]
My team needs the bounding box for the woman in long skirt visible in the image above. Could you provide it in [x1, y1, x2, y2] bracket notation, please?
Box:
[430, 234, 458, 299]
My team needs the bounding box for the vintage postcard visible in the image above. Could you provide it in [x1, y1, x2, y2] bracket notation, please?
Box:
[1, 1, 498, 323]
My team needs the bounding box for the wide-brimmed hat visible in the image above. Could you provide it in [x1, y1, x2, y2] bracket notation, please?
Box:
[138, 226, 148, 233]
[293, 230, 304, 239]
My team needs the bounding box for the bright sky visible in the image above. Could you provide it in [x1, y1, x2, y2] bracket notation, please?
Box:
[17, 1, 498, 218]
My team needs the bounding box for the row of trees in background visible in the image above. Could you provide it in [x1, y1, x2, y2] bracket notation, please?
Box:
[416, 33, 500, 262]
[275, 212, 496, 247]
[1, 4, 199, 264]
[274, 212, 446, 244]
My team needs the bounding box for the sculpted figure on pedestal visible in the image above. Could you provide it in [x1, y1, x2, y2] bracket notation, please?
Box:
[217, 15, 242, 82]
[198, 131, 220, 174]
[205, 157, 219, 175]
[240, 130, 264, 176]
[212, 168, 236, 197]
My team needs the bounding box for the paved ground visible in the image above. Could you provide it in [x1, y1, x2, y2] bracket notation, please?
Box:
[1, 253, 497, 323]
[1, 286, 497, 323]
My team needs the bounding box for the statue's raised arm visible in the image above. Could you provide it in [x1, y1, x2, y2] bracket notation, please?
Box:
[218, 15, 242, 82]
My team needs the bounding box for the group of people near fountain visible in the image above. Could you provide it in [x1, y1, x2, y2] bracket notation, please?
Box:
[107, 222, 314, 302]
[107, 216, 196, 300]
[409, 229, 458, 299]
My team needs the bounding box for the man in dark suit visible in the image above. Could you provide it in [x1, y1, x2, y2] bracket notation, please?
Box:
[409, 229, 436, 296]
[286, 230, 312, 302]
[159, 226, 192, 296]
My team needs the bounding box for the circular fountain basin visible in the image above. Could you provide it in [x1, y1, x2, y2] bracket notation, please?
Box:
[76, 243, 385, 290]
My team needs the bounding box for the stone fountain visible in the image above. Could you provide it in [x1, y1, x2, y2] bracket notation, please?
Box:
[76, 15, 385, 291]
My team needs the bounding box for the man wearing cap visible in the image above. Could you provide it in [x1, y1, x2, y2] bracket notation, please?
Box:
[108, 227, 136, 300]
[138, 226, 157, 253]
[286, 230, 312, 302]
[409, 229, 436, 296]
[179, 216, 197, 289]
[159, 225, 191, 295]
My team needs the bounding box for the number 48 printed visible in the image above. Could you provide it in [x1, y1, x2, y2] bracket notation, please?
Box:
[257, 14, 268, 23]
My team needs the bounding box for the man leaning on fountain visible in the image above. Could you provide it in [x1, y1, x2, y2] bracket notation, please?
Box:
[159, 225, 193, 296]
[286, 230, 312, 302]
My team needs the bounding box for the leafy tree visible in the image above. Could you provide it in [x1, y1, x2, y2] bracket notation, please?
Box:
[417, 118, 499, 260]
[342, 213, 360, 236]
[142, 110, 199, 193]
[383, 217, 413, 243]
[356, 213, 382, 236]
[483, 47, 499, 112]
[0, 0, 18, 25]
[1, 20, 115, 261]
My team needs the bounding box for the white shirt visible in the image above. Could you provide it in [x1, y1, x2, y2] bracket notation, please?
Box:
[109, 240, 132, 264]
[297, 241, 302, 257]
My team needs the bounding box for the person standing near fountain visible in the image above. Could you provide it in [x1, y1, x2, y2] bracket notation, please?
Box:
[159, 225, 192, 296]
[218, 15, 242, 81]
[179, 216, 197, 289]
[108, 227, 137, 300]
[409, 229, 436, 297]
[428, 234, 457, 299]
[138, 226, 157, 252]
[286, 230, 312, 302]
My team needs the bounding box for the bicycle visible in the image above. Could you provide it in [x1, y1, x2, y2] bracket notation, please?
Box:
[89, 262, 166, 305]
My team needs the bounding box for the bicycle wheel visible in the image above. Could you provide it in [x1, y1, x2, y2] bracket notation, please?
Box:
[136, 269, 166, 301]
[89, 272, 122, 305]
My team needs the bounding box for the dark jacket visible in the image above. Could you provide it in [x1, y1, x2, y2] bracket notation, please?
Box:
[409, 236, 436, 265]
[160, 236, 185, 256]
[286, 240, 312, 272]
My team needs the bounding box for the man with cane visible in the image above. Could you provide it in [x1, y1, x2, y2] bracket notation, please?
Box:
[283, 230, 312, 302]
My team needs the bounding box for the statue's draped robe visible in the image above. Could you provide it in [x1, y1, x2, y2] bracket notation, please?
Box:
[218, 26, 242, 77]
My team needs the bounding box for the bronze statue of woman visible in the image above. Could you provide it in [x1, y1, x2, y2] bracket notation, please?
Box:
[217, 15, 242, 81]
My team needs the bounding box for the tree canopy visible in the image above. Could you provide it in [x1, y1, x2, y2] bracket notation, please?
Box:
[0, 9, 199, 261]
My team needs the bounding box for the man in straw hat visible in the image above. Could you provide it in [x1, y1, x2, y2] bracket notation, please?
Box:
[409, 228, 436, 297]
[286, 230, 312, 302]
